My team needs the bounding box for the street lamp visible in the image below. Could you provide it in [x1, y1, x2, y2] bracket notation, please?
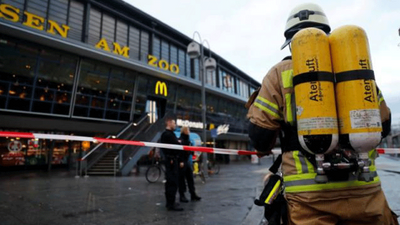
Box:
[187, 32, 217, 176]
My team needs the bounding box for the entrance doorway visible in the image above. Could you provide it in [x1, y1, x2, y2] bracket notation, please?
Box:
[145, 96, 166, 124]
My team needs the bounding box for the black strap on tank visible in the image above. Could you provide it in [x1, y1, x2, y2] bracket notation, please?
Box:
[293, 72, 335, 86]
[335, 70, 375, 83]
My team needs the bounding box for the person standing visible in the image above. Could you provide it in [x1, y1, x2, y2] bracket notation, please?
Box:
[178, 126, 201, 202]
[247, 3, 398, 224]
[160, 117, 184, 211]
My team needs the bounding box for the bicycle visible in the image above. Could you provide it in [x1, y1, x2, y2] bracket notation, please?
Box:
[145, 160, 165, 183]
[192, 153, 220, 183]
[192, 160, 206, 183]
[145, 151, 165, 183]
[208, 160, 220, 175]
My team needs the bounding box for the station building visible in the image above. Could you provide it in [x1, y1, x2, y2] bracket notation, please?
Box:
[0, 0, 260, 172]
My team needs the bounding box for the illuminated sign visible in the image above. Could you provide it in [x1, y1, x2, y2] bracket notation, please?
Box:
[8, 140, 22, 152]
[82, 141, 91, 150]
[177, 119, 204, 129]
[0, 3, 70, 38]
[148, 55, 179, 74]
[155, 81, 168, 97]
[217, 124, 230, 135]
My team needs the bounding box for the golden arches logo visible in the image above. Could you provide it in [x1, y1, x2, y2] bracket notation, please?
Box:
[155, 81, 167, 96]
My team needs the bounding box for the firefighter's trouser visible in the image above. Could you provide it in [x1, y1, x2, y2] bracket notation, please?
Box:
[286, 189, 399, 225]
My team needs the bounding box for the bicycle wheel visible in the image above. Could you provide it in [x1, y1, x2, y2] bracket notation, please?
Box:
[200, 170, 206, 184]
[145, 165, 161, 183]
[210, 162, 220, 175]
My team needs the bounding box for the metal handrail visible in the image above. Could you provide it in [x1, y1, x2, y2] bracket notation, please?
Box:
[114, 155, 119, 177]
[81, 114, 148, 161]
[79, 115, 149, 176]
[82, 124, 131, 161]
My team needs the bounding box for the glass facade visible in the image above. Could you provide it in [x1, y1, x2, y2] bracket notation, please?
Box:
[0, 0, 259, 169]
[0, 137, 85, 167]
[74, 59, 135, 121]
[0, 35, 78, 115]
[0, 0, 256, 99]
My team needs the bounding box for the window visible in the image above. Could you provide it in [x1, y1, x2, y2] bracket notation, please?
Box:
[33, 48, 77, 115]
[101, 13, 115, 46]
[176, 87, 201, 122]
[170, 44, 177, 68]
[186, 53, 191, 77]
[26, 0, 48, 21]
[116, 20, 128, 46]
[74, 59, 135, 121]
[129, 26, 140, 60]
[206, 70, 216, 87]
[191, 58, 199, 80]
[48, 0, 68, 27]
[140, 31, 149, 61]
[152, 36, 160, 59]
[0, 35, 78, 115]
[220, 70, 234, 93]
[161, 39, 169, 62]
[178, 49, 186, 76]
[68, 0, 84, 42]
[237, 79, 249, 98]
[250, 86, 256, 96]
[106, 69, 135, 121]
[88, 7, 101, 46]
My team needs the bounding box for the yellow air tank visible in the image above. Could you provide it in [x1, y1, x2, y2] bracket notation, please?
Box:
[292, 28, 338, 155]
[292, 28, 339, 183]
[329, 25, 382, 181]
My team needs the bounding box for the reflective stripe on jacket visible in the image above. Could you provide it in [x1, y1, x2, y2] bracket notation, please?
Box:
[247, 58, 391, 194]
[283, 150, 380, 193]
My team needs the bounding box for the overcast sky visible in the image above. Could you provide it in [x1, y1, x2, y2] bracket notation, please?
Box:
[126, 0, 400, 124]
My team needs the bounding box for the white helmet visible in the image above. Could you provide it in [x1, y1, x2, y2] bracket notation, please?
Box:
[281, 3, 330, 50]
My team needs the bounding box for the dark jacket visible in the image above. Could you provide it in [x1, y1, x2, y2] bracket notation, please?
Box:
[179, 133, 192, 161]
[160, 129, 183, 162]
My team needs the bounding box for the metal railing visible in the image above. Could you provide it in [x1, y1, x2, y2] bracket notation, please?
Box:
[114, 155, 119, 177]
[118, 111, 172, 175]
[121, 111, 171, 165]
[77, 114, 149, 177]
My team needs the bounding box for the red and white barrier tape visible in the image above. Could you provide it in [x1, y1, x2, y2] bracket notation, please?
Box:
[376, 148, 400, 154]
[0, 131, 398, 156]
[0, 131, 261, 156]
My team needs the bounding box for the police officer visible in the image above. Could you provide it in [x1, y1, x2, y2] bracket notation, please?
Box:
[160, 117, 184, 211]
[247, 3, 399, 224]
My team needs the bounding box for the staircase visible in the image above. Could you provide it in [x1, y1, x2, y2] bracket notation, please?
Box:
[81, 112, 171, 176]
[87, 150, 118, 175]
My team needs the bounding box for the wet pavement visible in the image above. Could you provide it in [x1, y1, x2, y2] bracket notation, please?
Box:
[0, 155, 399, 225]
[0, 157, 272, 225]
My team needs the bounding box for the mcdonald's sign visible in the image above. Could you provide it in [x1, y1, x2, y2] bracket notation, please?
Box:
[155, 81, 168, 96]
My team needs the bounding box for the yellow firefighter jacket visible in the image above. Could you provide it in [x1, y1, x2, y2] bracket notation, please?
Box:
[247, 58, 391, 200]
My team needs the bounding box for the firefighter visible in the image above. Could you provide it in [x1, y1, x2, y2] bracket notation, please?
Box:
[247, 3, 399, 224]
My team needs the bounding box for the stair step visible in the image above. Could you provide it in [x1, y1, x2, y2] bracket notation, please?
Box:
[89, 168, 115, 171]
[97, 161, 115, 164]
[92, 166, 115, 169]
[88, 169, 114, 173]
[87, 172, 116, 175]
